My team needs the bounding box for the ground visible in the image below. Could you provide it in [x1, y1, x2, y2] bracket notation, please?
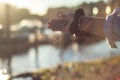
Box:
[10, 55, 120, 80]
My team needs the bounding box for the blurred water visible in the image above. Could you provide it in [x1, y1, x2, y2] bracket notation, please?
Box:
[0, 28, 120, 79]
[11, 45, 61, 75]
[10, 40, 120, 75]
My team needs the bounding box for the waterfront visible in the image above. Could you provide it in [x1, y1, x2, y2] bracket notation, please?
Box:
[0, 40, 119, 76]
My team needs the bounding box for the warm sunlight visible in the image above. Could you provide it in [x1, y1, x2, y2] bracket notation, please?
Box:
[0, 0, 25, 7]
[93, 7, 99, 15]
[0, 0, 108, 16]
[0, 0, 120, 80]
[0, 24, 3, 30]
[0, 0, 47, 15]
[0, 69, 9, 80]
[106, 6, 111, 14]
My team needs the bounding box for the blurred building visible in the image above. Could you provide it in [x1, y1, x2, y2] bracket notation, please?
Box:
[78, 1, 107, 17]
[109, 0, 120, 11]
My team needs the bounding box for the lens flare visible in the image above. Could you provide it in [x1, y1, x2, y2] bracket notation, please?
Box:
[106, 6, 111, 14]
[93, 7, 99, 15]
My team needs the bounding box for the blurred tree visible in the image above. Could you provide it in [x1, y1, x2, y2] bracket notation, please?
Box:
[43, 7, 74, 20]
[76, 1, 107, 17]
[109, 0, 120, 11]
[0, 3, 7, 25]
[94, 1, 107, 17]
[0, 3, 45, 26]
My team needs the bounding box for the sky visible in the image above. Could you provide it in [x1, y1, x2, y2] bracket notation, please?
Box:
[0, 0, 108, 15]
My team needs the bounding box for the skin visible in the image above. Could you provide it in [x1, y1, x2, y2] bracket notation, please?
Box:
[79, 16, 106, 38]
[48, 12, 105, 45]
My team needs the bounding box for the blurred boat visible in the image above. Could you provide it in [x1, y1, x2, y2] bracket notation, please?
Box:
[0, 25, 51, 57]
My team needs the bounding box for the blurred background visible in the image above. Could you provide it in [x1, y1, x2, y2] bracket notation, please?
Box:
[0, 0, 120, 80]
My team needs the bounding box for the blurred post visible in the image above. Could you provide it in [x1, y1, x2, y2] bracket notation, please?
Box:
[5, 4, 12, 75]
[5, 4, 11, 40]
[34, 28, 39, 68]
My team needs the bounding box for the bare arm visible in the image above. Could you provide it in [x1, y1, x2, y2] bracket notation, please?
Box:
[80, 17, 106, 38]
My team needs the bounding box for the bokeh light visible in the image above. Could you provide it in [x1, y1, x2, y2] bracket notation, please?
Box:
[0, 24, 3, 30]
[106, 6, 111, 14]
[93, 7, 99, 15]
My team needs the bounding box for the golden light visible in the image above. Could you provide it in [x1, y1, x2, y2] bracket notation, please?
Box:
[0, 69, 9, 80]
[28, 33, 35, 43]
[106, 6, 111, 14]
[20, 20, 34, 28]
[67, 62, 73, 68]
[72, 43, 79, 53]
[10, 25, 18, 31]
[0, 24, 3, 30]
[93, 7, 99, 15]
[30, 7, 47, 16]
[0, 0, 48, 16]
[0, 0, 25, 8]
[2, 68, 7, 74]
[55, 31, 62, 34]
[37, 34, 45, 41]
[20, 20, 29, 27]
[32, 20, 43, 28]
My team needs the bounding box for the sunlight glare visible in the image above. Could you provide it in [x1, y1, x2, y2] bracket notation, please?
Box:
[32, 20, 43, 28]
[0, 69, 9, 80]
[28, 33, 35, 43]
[0, 24, 3, 30]
[0, 0, 47, 15]
[0, 74, 9, 80]
[0, 0, 25, 7]
[10, 25, 18, 31]
[72, 43, 79, 53]
[106, 6, 111, 14]
[55, 31, 62, 34]
[30, 7, 47, 16]
[20, 20, 34, 27]
[93, 7, 99, 15]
